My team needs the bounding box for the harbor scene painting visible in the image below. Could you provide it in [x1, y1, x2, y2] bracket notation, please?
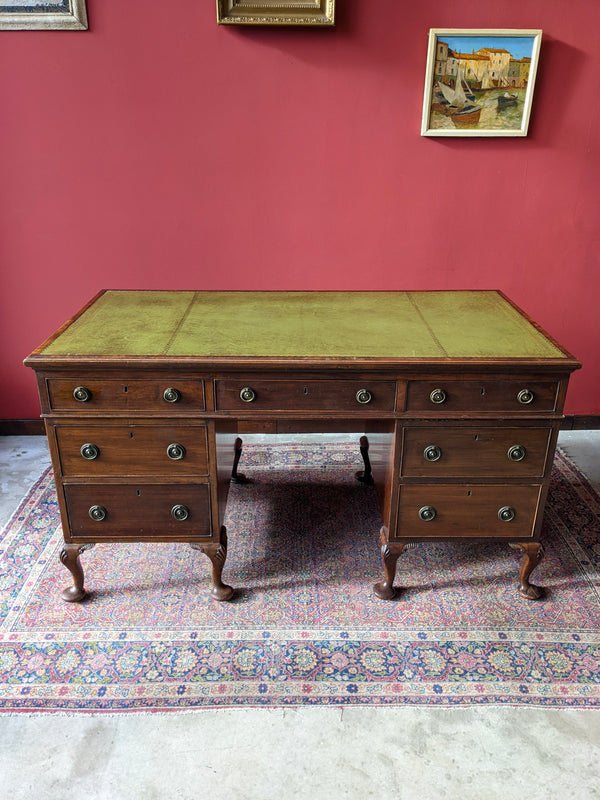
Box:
[421, 29, 542, 137]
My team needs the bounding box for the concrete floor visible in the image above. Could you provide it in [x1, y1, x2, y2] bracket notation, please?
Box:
[1, 433, 599, 800]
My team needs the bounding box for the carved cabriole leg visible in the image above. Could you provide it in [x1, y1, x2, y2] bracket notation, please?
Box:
[374, 527, 408, 600]
[59, 543, 94, 602]
[191, 527, 234, 601]
[509, 541, 545, 600]
[356, 435, 375, 486]
[230, 437, 249, 484]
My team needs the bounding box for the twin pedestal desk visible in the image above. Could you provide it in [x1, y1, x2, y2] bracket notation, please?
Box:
[25, 291, 580, 604]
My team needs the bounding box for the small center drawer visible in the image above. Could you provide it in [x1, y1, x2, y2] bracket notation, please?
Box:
[215, 380, 396, 413]
[47, 379, 205, 412]
[54, 423, 209, 476]
[405, 380, 558, 413]
[401, 427, 551, 478]
[393, 484, 541, 540]
[63, 483, 212, 539]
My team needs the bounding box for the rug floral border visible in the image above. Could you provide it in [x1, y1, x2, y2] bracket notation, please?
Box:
[1, 449, 599, 712]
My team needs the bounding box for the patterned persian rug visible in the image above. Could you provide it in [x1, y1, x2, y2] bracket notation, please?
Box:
[1, 444, 599, 712]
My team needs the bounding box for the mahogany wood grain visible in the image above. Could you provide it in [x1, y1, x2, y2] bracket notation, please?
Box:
[23, 291, 581, 603]
[63, 483, 212, 540]
[394, 484, 542, 539]
[47, 378, 205, 412]
[400, 426, 551, 478]
[404, 379, 559, 413]
[215, 379, 397, 413]
[53, 422, 209, 477]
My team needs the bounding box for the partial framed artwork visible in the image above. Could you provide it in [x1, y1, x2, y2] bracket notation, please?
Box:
[216, 0, 335, 26]
[421, 29, 542, 137]
[0, 0, 87, 30]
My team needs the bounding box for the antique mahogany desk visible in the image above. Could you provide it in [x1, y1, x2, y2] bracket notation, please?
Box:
[25, 290, 580, 603]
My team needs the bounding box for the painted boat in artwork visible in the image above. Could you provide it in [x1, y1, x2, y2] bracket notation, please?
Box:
[433, 68, 482, 125]
[498, 92, 518, 109]
[447, 104, 483, 123]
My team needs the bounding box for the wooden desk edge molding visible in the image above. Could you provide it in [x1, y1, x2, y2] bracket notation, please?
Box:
[24, 291, 580, 604]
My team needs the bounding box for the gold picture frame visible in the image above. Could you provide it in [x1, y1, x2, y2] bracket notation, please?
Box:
[0, 0, 87, 30]
[421, 29, 542, 137]
[216, 0, 335, 27]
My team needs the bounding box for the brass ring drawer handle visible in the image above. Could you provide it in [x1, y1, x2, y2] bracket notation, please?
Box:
[80, 443, 100, 461]
[423, 445, 442, 462]
[419, 505, 437, 521]
[240, 387, 256, 403]
[163, 388, 181, 404]
[429, 388, 447, 405]
[171, 504, 190, 521]
[517, 389, 534, 405]
[355, 389, 372, 405]
[167, 443, 186, 461]
[507, 445, 527, 462]
[73, 386, 91, 402]
[498, 506, 516, 522]
[88, 505, 107, 521]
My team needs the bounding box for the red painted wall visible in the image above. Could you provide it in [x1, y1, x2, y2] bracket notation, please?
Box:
[1, 0, 598, 418]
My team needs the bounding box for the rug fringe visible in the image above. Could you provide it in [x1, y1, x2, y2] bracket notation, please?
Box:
[2, 703, 600, 717]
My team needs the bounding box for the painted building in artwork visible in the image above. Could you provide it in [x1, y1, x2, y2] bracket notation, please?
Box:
[434, 39, 448, 78]
[508, 59, 522, 87]
[519, 57, 531, 87]
[445, 48, 459, 78]
[435, 44, 488, 86]
[434, 42, 531, 89]
[478, 47, 512, 80]
[455, 51, 491, 84]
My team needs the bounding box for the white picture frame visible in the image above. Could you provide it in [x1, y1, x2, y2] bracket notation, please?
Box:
[0, 0, 87, 30]
[421, 29, 542, 137]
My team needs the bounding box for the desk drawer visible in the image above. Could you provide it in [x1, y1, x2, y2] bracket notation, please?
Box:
[64, 483, 212, 539]
[47, 379, 205, 412]
[215, 379, 397, 413]
[405, 380, 558, 413]
[54, 423, 209, 477]
[401, 427, 551, 478]
[393, 484, 541, 540]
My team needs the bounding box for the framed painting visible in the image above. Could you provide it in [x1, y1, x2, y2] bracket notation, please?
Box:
[0, 0, 87, 30]
[216, 0, 335, 26]
[421, 29, 542, 137]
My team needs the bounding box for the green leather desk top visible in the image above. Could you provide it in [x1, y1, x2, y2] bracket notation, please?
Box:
[35, 290, 573, 362]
